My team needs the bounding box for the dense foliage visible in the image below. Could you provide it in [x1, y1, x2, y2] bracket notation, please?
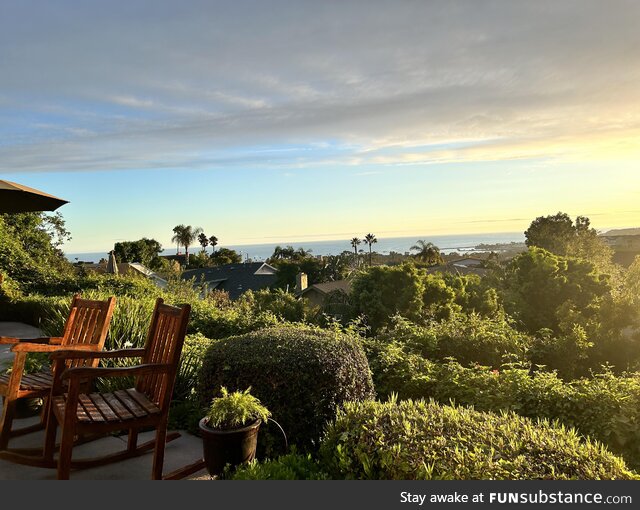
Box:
[377, 313, 530, 368]
[230, 453, 329, 480]
[0, 213, 75, 296]
[198, 325, 375, 454]
[113, 238, 163, 269]
[319, 398, 636, 480]
[365, 340, 640, 469]
[351, 265, 500, 332]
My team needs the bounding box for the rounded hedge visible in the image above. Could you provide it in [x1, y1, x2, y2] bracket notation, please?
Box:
[320, 399, 637, 480]
[198, 325, 375, 454]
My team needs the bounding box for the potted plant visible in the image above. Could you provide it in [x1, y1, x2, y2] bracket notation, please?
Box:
[199, 387, 271, 477]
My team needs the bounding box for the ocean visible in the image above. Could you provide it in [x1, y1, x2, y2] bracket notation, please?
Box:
[65, 231, 526, 264]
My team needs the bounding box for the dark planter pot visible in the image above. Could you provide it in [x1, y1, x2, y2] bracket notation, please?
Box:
[199, 418, 261, 477]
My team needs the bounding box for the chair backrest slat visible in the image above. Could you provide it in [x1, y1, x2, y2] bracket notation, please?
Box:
[136, 299, 191, 407]
[60, 294, 117, 369]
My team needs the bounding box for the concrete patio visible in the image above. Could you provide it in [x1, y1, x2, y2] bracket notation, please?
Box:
[0, 322, 209, 480]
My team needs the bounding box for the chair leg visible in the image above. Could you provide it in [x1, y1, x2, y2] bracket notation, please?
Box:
[151, 427, 167, 480]
[127, 429, 138, 453]
[43, 408, 58, 463]
[0, 397, 16, 450]
[57, 421, 75, 480]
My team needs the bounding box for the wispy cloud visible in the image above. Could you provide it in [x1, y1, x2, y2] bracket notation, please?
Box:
[1, 1, 639, 173]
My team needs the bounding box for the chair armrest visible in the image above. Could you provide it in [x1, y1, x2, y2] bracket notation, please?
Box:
[11, 343, 100, 353]
[49, 348, 146, 362]
[62, 363, 172, 380]
[0, 336, 63, 345]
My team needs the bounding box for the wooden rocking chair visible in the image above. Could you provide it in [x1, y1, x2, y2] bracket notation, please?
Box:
[44, 298, 191, 479]
[0, 294, 116, 460]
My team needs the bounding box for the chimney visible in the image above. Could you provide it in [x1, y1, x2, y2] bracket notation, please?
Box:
[295, 272, 308, 293]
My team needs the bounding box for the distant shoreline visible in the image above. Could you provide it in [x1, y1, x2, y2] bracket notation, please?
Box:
[65, 231, 526, 264]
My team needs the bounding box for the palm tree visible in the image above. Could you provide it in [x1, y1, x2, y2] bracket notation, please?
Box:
[350, 237, 361, 264]
[172, 225, 203, 264]
[208, 235, 218, 254]
[410, 240, 444, 266]
[172, 225, 186, 255]
[363, 233, 377, 266]
[197, 232, 209, 253]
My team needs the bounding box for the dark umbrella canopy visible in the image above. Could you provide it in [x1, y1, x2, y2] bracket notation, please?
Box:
[0, 179, 69, 213]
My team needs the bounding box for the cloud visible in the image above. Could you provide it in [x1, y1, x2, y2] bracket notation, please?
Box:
[1, 0, 639, 173]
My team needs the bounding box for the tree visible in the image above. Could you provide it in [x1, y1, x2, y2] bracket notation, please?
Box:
[524, 213, 613, 272]
[350, 237, 361, 264]
[525, 212, 576, 255]
[501, 247, 610, 334]
[172, 225, 185, 255]
[269, 245, 311, 262]
[42, 212, 72, 248]
[319, 252, 353, 282]
[210, 247, 242, 265]
[410, 240, 444, 266]
[363, 233, 377, 266]
[198, 233, 209, 253]
[351, 263, 425, 332]
[0, 212, 74, 294]
[208, 235, 218, 253]
[113, 238, 163, 268]
[171, 225, 203, 264]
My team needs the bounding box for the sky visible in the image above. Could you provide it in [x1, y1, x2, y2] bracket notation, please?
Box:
[1, 0, 639, 254]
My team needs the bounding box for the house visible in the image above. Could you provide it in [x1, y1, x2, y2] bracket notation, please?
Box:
[79, 261, 168, 288]
[600, 231, 640, 266]
[181, 262, 278, 299]
[426, 258, 489, 277]
[298, 278, 352, 308]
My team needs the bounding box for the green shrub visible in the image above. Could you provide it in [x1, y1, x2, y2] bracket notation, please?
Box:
[363, 337, 436, 399]
[238, 289, 308, 323]
[320, 398, 636, 480]
[365, 339, 640, 469]
[0, 213, 76, 296]
[169, 333, 216, 432]
[198, 325, 375, 454]
[230, 453, 329, 480]
[377, 314, 530, 368]
[187, 298, 282, 339]
[351, 263, 425, 333]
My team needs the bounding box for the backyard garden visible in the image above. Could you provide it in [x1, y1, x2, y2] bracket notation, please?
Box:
[2, 211, 640, 480]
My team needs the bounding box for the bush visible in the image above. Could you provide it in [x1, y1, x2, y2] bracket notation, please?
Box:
[230, 453, 329, 480]
[363, 337, 436, 400]
[198, 325, 375, 454]
[237, 289, 308, 324]
[364, 339, 640, 469]
[320, 398, 636, 480]
[169, 333, 215, 432]
[351, 264, 424, 332]
[187, 298, 282, 339]
[377, 314, 530, 368]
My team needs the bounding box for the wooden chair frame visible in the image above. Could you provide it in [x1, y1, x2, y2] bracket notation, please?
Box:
[0, 294, 116, 462]
[44, 298, 191, 479]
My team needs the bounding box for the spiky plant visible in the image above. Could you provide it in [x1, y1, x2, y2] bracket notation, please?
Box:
[205, 387, 271, 430]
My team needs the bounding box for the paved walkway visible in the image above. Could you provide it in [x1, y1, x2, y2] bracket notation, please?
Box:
[0, 322, 209, 480]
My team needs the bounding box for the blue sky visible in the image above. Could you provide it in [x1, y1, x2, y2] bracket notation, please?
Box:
[1, 1, 639, 253]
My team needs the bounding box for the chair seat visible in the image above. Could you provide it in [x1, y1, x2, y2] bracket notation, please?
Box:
[0, 370, 53, 392]
[52, 389, 161, 424]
